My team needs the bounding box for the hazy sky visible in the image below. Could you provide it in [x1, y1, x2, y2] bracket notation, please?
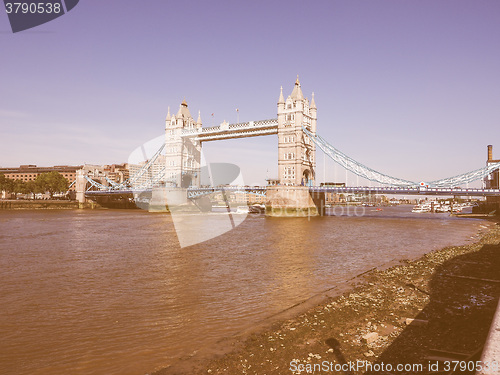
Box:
[1, 1, 499, 186]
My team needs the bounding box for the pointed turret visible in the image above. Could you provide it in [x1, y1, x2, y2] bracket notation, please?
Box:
[197, 110, 202, 126]
[166, 106, 171, 121]
[310, 92, 316, 109]
[278, 86, 285, 104]
[290, 75, 304, 100]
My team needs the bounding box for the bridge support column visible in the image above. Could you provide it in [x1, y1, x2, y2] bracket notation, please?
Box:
[75, 169, 86, 207]
[148, 187, 188, 212]
[148, 187, 211, 212]
[265, 186, 325, 217]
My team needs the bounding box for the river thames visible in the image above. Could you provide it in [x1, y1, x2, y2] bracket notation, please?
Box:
[0, 207, 491, 374]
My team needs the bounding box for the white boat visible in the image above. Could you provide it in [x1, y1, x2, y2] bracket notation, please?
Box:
[435, 205, 451, 213]
[236, 206, 249, 214]
[412, 201, 473, 214]
[248, 204, 265, 214]
[412, 203, 432, 213]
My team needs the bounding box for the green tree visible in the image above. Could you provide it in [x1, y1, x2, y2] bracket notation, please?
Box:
[11, 179, 27, 199]
[25, 180, 41, 199]
[35, 171, 68, 198]
[0, 174, 14, 196]
[0, 174, 9, 192]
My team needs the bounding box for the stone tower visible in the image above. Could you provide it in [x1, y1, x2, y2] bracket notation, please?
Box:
[485, 145, 500, 190]
[165, 99, 202, 187]
[277, 77, 317, 186]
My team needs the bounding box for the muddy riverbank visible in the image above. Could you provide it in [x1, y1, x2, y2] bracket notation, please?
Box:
[155, 220, 500, 375]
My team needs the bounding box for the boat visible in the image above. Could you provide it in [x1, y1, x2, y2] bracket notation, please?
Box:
[249, 204, 265, 214]
[236, 206, 249, 214]
[412, 203, 432, 213]
[412, 201, 475, 214]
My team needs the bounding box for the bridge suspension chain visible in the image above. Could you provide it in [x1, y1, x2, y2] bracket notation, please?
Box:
[303, 127, 418, 187]
[84, 176, 108, 191]
[126, 142, 166, 187]
[427, 162, 500, 188]
[306, 127, 500, 188]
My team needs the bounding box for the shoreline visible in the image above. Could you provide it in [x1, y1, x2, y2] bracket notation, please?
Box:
[153, 219, 500, 375]
[0, 199, 81, 210]
[0, 199, 106, 210]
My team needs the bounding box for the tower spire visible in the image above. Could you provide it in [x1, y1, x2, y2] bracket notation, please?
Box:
[166, 106, 171, 121]
[290, 75, 304, 100]
[278, 86, 285, 104]
[197, 110, 202, 125]
[310, 92, 316, 109]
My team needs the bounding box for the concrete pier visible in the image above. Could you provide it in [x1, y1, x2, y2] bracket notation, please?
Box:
[147, 187, 211, 213]
[148, 187, 187, 212]
[265, 186, 325, 217]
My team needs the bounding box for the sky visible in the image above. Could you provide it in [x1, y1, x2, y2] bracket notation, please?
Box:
[1, 0, 499, 186]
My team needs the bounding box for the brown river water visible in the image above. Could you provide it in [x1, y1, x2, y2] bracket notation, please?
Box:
[0, 206, 491, 374]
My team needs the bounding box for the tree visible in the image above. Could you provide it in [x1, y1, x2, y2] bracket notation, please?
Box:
[0, 174, 10, 192]
[26, 180, 41, 199]
[8, 179, 27, 199]
[0, 174, 14, 197]
[35, 171, 68, 198]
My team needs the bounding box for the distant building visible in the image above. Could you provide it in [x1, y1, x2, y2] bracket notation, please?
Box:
[102, 163, 130, 184]
[485, 145, 500, 190]
[0, 164, 82, 190]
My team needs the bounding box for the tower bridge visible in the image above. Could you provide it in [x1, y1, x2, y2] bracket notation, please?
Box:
[161, 77, 316, 189]
[78, 77, 500, 215]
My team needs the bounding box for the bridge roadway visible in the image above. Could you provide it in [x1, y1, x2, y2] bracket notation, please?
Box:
[84, 186, 500, 198]
[181, 119, 278, 142]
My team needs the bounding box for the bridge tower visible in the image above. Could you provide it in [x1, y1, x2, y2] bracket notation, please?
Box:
[277, 76, 316, 186]
[165, 99, 202, 188]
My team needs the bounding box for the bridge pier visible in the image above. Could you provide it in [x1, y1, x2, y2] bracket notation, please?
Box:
[75, 169, 87, 207]
[265, 186, 325, 217]
[148, 187, 212, 213]
[148, 187, 188, 212]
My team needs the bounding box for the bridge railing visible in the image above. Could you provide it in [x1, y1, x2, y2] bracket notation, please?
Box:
[180, 119, 278, 138]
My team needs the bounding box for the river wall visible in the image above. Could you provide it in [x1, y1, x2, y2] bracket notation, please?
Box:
[0, 199, 94, 209]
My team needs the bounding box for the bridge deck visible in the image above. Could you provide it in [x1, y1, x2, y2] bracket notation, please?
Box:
[180, 119, 278, 142]
[310, 186, 500, 196]
[85, 186, 500, 197]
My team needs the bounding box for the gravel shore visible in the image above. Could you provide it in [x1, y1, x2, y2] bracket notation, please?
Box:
[155, 220, 500, 375]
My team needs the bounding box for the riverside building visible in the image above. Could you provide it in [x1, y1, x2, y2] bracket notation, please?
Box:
[0, 165, 82, 190]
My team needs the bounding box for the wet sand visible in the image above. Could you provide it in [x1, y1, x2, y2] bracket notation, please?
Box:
[154, 220, 500, 375]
